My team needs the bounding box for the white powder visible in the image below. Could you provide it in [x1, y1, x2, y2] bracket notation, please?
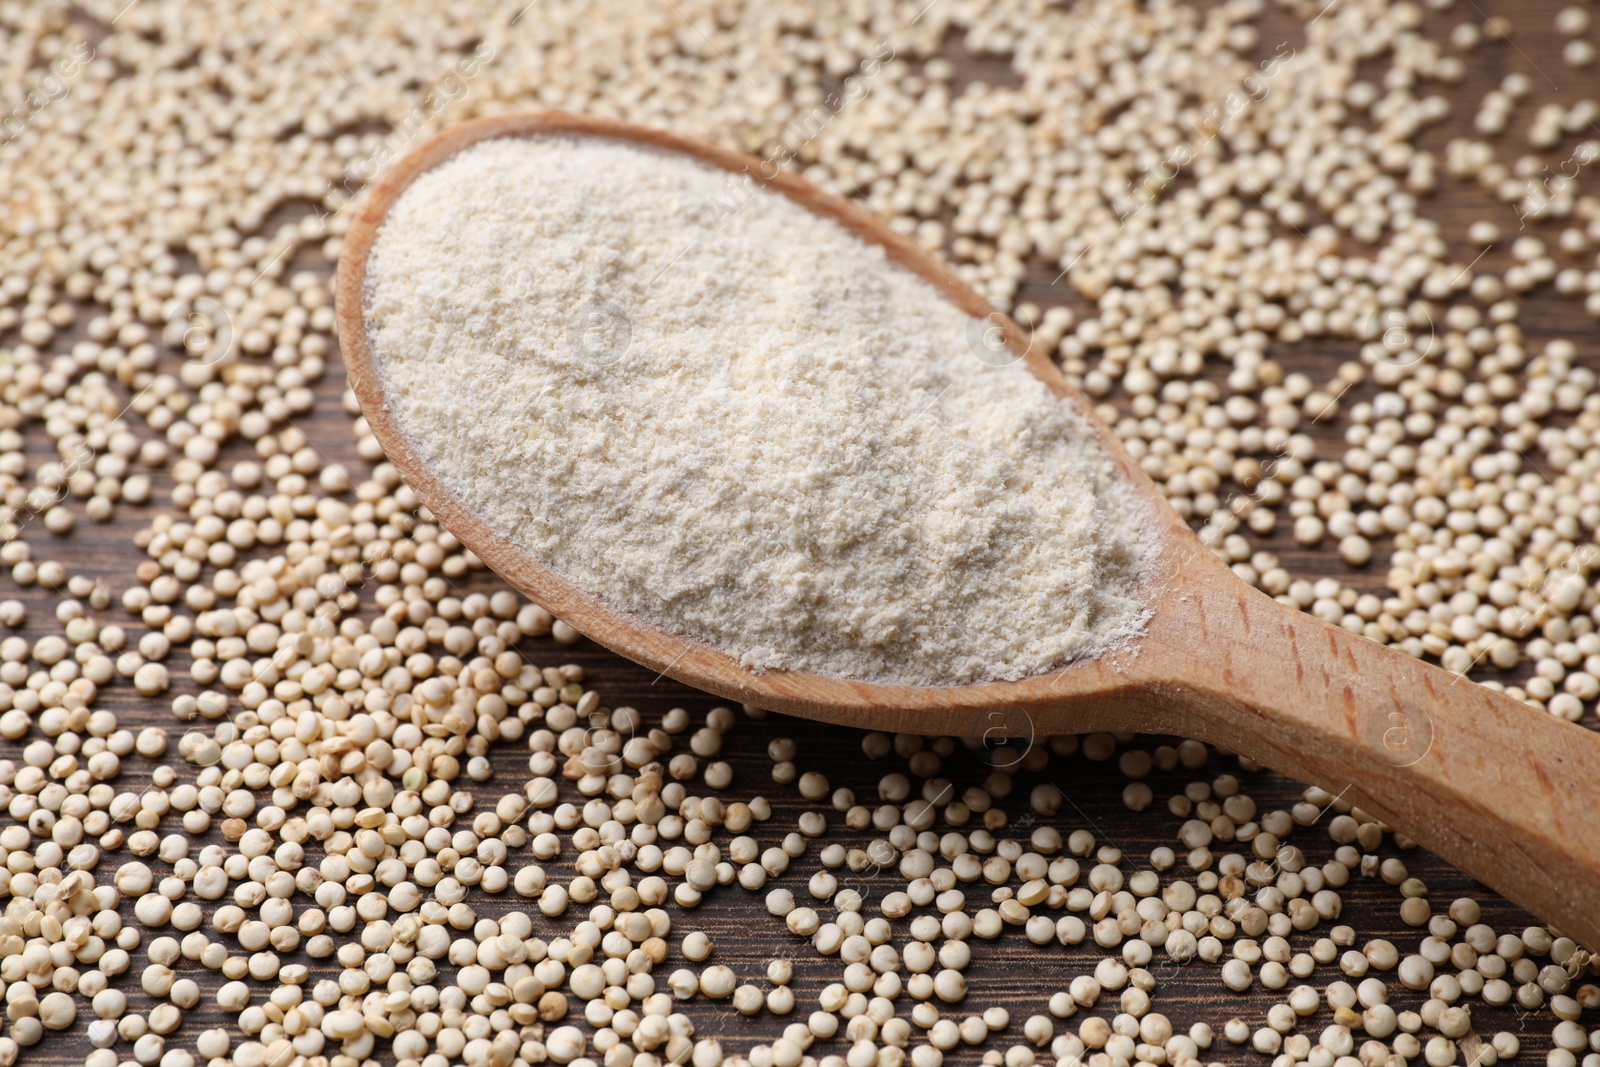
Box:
[365, 135, 1149, 686]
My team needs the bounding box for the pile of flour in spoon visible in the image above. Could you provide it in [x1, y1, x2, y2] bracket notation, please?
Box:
[364, 134, 1150, 686]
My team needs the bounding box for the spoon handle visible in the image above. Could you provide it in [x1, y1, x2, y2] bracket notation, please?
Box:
[1145, 572, 1600, 947]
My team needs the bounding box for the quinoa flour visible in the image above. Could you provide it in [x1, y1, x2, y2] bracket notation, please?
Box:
[364, 134, 1149, 685]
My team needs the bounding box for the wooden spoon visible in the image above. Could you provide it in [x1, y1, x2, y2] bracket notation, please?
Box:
[337, 111, 1600, 945]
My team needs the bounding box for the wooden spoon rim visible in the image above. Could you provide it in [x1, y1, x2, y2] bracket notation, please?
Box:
[335, 110, 1203, 718]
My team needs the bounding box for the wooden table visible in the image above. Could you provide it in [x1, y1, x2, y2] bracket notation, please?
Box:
[6, 0, 1598, 1063]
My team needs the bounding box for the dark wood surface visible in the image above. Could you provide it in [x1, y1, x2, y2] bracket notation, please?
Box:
[4, 0, 1599, 1064]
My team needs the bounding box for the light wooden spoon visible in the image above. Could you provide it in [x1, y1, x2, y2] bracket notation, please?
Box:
[337, 111, 1600, 945]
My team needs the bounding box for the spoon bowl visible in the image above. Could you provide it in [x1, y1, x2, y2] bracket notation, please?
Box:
[339, 111, 1600, 944]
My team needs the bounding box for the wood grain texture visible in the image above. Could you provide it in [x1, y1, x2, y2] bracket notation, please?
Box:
[6, 3, 1599, 1065]
[336, 113, 1600, 944]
